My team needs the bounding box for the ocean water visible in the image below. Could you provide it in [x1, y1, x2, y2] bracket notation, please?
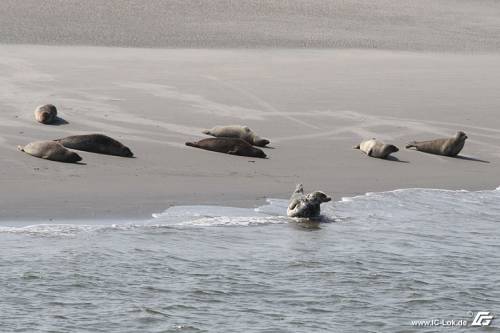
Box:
[1, 188, 499, 333]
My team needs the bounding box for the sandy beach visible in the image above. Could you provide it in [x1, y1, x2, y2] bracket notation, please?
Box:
[1, 45, 499, 220]
[2, 0, 500, 220]
[1, 0, 500, 51]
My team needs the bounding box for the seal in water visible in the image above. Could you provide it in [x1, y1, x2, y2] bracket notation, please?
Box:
[55, 134, 133, 157]
[354, 139, 399, 159]
[406, 131, 467, 157]
[17, 141, 82, 163]
[185, 137, 267, 158]
[34, 104, 57, 124]
[202, 125, 270, 147]
[287, 184, 331, 218]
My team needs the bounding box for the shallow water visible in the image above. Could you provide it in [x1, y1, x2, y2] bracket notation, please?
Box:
[1, 188, 499, 332]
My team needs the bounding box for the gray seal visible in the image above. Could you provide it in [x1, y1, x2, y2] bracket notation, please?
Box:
[202, 125, 270, 147]
[406, 131, 467, 157]
[18, 141, 82, 163]
[354, 139, 399, 159]
[34, 104, 57, 124]
[287, 184, 331, 218]
[55, 134, 133, 157]
[186, 137, 267, 158]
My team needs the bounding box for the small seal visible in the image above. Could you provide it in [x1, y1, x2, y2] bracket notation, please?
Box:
[34, 104, 57, 124]
[354, 139, 399, 159]
[17, 141, 82, 163]
[287, 184, 331, 218]
[202, 125, 270, 147]
[55, 134, 134, 157]
[406, 131, 467, 157]
[185, 137, 267, 158]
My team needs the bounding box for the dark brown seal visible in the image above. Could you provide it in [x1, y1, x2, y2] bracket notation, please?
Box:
[185, 137, 267, 158]
[55, 134, 133, 157]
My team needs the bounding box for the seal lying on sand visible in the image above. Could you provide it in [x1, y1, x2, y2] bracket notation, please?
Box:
[354, 139, 399, 159]
[18, 141, 82, 163]
[406, 131, 467, 157]
[186, 137, 267, 158]
[55, 134, 133, 157]
[34, 104, 57, 124]
[202, 125, 270, 147]
[287, 184, 331, 218]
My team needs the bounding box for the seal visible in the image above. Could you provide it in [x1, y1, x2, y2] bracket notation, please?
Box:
[406, 131, 467, 157]
[55, 134, 133, 157]
[287, 184, 331, 218]
[17, 141, 82, 163]
[185, 137, 267, 158]
[34, 104, 57, 124]
[354, 139, 399, 159]
[202, 125, 270, 147]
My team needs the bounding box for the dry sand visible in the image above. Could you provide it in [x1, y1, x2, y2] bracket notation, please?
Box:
[1, 45, 499, 220]
[1, 0, 500, 51]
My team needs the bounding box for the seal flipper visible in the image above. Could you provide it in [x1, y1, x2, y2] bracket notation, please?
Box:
[353, 144, 360, 149]
[185, 142, 198, 148]
[288, 199, 299, 211]
[294, 184, 304, 194]
[17, 145, 24, 152]
[406, 142, 416, 149]
[228, 147, 240, 155]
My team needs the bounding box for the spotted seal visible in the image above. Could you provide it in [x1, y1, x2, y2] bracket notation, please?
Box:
[287, 184, 331, 218]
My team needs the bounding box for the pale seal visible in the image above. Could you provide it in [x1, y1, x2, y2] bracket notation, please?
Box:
[185, 137, 267, 158]
[406, 131, 467, 157]
[17, 141, 82, 163]
[354, 139, 399, 159]
[55, 134, 133, 157]
[34, 104, 57, 124]
[287, 184, 331, 218]
[202, 125, 270, 147]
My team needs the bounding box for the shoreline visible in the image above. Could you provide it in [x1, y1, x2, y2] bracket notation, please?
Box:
[1, 45, 500, 221]
[2, 185, 500, 223]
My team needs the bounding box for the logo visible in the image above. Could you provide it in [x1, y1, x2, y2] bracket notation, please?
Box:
[470, 311, 494, 327]
[411, 311, 495, 328]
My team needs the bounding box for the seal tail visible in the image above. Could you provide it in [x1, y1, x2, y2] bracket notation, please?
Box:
[202, 130, 211, 135]
[185, 142, 198, 148]
[294, 183, 304, 194]
[405, 141, 416, 149]
[353, 144, 360, 149]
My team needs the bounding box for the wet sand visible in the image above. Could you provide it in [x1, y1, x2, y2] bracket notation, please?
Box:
[1, 45, 499, 220]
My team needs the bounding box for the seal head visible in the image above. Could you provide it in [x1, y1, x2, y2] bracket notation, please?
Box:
[34, 104, 57, 124]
